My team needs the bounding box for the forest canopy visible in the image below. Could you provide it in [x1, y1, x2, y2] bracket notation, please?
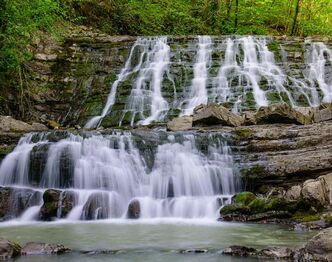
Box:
[0, 0, 331, 114]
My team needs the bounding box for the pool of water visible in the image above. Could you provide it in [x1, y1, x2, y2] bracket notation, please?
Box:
[0, 219, 314, 262]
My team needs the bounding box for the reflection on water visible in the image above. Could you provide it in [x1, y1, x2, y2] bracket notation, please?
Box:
[0, 221, 314, 262]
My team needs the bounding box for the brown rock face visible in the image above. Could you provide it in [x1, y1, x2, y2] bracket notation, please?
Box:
[192, 104, 244, 127]
[167, 116, 192, 131]
[254, 103, 310, 125]
[304, 227, 332, 261]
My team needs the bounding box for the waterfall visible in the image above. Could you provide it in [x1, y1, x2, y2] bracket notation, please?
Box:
[305, 42, 332, 103]
[84, 36, 332, 127]
[0, 131, 238, 221]
[181, 36, 212, 116]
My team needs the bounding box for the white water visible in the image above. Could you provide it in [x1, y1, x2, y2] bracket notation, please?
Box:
[119, 37, 171, 126]
[84, 36, 331, 126]
[305, 42, 332, 103]
[181, 36, 212, 116]
[0, 132, 237, 222]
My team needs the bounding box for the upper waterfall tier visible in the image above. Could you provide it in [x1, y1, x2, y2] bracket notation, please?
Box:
[84, 36, 332, 128]
[0, 131, 238, 221]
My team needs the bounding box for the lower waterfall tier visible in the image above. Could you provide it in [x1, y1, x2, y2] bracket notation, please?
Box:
[0, 131, 238, 222]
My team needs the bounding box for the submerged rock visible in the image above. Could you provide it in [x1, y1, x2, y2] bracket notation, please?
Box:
[21, 242, 69, 255]
[224, 228, 332, 261]
[192, 104, 244, 127]
[0, 239, 21, 260]
[166, 116, 193, 131]
[127, 199, 140, 219]
[258, 247, 294, 259]
[222, 245, 257, 257]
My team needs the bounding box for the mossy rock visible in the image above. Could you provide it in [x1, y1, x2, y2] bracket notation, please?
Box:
[247, 198, 266, 213]
[220, 204, 250, 216]
[232, 192, 256, 206]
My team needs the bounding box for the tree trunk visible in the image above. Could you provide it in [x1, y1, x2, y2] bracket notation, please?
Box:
[291, 0, 301, 35]
[234, 0, 239, 32]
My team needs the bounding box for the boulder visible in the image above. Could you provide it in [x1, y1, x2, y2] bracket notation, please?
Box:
[301, 174, 331, 207]
[0, 116, 34, 132]
[166, 116, 193, 131]
[192, 104, 244, 127]
[241, 111, 256, 125]
[0, 239, 21, 259]
[285, 185, 302, 202]
[127, 199, 140, 219]
[81, 193, 109, 220]
[319, 173, 332, 206]
[303, 227, 332, 261]
[255, 103, 311, 125]
[39, 189, 75, 221]
[31, 122, 48, 131]
[21, 242, 69, 255]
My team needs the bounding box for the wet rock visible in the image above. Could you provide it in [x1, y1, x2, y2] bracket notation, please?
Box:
[255, 103, 309, 125]
[303, 227, 332, 261]
[21, 242, 69, 255]
[81, 193, 109, 220]
[180, 249, 208, 254]
[246, 211, 292, 222]
[39, 189, 75, 221]
[0, 187, 42, 221]
[192, 104, 244, 127]
[294, 220, 328, 231]
[257, 247, 294, 259]
[127, 199, 140, 219]
[0, 239, 22, 260]
[222, 245, 257, 257]
[0, 116, 34, 132]
[166, 116, 193, 131]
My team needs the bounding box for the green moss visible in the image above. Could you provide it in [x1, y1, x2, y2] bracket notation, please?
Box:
[220, 204, 250, 215]
[233, 192, 256, 206]
[0, 145, 15, 159]
[247, 198, 266, 213]
[234, 128, 253, 140]
[292, 212, 322, 222]
[267, 91, 282, 103]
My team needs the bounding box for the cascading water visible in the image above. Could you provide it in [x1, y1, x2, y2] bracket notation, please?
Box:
[84, 36, 332, 127]
[305, 42, 332, 103]
[0, 131, 238, 222]
[181, 36, 212, 116]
